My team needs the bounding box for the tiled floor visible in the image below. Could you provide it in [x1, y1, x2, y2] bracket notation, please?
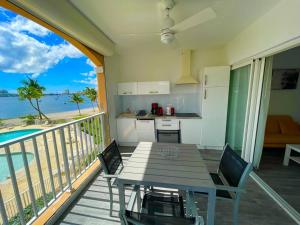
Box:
[56, 147, 297, 225]
[256, 149, 300, 212]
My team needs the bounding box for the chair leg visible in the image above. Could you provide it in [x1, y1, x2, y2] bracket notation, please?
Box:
[232, 194, 241, 225]
[107, 178, 113, 217]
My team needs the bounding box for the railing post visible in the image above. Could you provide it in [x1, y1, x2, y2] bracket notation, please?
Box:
[4, 146, 25, 225]
[59, 128, 73, 192]
[19, 141, 38, 217]
[32, 137, 48, 207]
[67, 126, 76, 179]
[0, 190, 8, 225]
[52, 131, 63, 192]
[82, 121, 90, 165]
[73, 123, 82, 175]
[100, 114, 105, 151]
[42, 134, 56, 198]
[77, 123, 86, 172]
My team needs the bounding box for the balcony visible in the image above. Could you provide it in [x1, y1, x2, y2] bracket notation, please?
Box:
[0, 115, 297, 225]
[0, 113, 105, 225]
[56, 147, 294, 225]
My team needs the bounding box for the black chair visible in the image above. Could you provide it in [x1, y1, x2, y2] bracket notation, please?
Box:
[142, 191, 184, 217]
[197, 144, 253, 225]
[125, 190, 204, 225]
[97, 140, 125, 217]
[125, 210, 198, 225]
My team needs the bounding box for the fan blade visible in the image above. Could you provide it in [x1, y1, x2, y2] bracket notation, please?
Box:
[171, 7, 216, 33]
[118, 32, 160, 37]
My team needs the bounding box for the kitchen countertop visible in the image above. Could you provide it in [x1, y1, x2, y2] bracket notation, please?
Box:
[117, 112, 202, 119]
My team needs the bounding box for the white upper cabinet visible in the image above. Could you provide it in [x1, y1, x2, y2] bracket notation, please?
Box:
[118, 82, 138, 95]
[137, 81, 170, 95]
[203, 66, 230, 87]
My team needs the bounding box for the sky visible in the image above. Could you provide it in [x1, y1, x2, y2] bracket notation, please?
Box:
[0, 7, 97, 94]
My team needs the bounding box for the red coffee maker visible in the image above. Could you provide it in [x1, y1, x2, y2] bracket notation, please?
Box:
[157, 107, 163, 116]
[151, 103, 158, 115]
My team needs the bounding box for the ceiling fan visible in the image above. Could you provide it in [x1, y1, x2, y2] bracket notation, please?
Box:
[159, 0, 216, 44]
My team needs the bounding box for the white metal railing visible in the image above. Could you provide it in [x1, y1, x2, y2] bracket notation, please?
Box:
[0, 112, 105, 225]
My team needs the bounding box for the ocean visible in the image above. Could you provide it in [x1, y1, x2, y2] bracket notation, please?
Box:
[0, 95, 94, 119]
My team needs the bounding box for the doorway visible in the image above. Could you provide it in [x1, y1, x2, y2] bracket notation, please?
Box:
[253, 46, 300, 212]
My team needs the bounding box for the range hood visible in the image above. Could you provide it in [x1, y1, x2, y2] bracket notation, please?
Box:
[176, 49, 198, 84]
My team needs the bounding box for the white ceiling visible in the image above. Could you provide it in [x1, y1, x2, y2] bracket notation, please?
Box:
[70, 0, 281, 52]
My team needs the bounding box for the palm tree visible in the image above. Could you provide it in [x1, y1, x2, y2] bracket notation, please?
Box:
[70, 93, 84, 115]
[17, 78, 49, 120]
[84, 87, 98, 111]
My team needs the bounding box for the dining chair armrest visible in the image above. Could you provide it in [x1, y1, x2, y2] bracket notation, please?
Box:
[127, 185, 139, 211]
[215, 185, 245, 193]
[188, 192, 204, 225]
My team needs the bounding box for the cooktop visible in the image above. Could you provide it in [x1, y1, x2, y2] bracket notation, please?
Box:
[175, 113, 200, 117]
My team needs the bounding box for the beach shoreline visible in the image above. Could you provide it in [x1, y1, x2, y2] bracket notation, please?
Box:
[1, 107, 97, 128]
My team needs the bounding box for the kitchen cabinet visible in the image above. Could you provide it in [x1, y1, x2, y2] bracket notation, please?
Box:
[180, 119, 201, 145]
[137, 81, 170, 95]
[117, 82, 138, 95]
[203, 66, 230, 87]
[117, 118, 138, 144]
[201, 66, 230, 149]
[136, 120, 156, 142]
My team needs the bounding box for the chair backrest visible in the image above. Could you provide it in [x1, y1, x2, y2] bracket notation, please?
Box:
[218, 144, 252, 187]
[125, 210, 197, 225]
[97, 140, 122, 175]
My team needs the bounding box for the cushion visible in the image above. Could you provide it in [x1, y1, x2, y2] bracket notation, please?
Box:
[279, 120, 300, 135]
[265, 117, 281, 134]
[264, 134, 300, 144]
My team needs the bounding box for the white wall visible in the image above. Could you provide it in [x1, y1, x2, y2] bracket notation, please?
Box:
[225, 0, 300, 64]
[104, 54, 120, 139]
[116, 47, 227, 114]
[104, 47, 227, 138]
[268, 47, 300, 123]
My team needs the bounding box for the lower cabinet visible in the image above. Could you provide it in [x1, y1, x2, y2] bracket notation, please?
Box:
[117, 118, 138, 144]
[136, 120, 156, 142]
[180, 119, 202, 145]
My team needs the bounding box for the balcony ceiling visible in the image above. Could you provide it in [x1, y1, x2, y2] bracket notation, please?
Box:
[70, 0, 281, 51]
[9, 0, 281, 54]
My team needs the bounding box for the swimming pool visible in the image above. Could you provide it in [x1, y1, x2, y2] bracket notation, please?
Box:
[0, 129, 42, 143]
[0, 152, 34, 181]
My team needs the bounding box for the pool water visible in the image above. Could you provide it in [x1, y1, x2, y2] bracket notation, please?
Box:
[0, 129, 42, 143]
[0, 152, 34, 181]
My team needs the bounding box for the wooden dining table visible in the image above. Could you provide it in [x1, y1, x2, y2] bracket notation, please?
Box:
[117, 142, 216, 225]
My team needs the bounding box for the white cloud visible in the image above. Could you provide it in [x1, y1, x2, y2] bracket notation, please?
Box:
[73, 77, 97, 85]
[74, 59, 97, 85]
[81, 70, 96, 77]
[0, 16, 84, 76]
[86, 58, 96, 68]
[8, 15, 50, 37]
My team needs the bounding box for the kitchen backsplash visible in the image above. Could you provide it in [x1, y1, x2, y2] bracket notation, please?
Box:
[117, 84, 202, 114]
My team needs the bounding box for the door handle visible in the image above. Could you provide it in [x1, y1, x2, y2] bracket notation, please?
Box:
[204, 89, 207, 99]
[204, 75, 207, 86]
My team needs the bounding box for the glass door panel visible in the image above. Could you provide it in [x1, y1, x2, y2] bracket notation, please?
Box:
[226, 65, 251, 154]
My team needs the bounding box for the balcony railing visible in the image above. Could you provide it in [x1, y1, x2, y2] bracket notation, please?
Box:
[0, 112, 105, 225]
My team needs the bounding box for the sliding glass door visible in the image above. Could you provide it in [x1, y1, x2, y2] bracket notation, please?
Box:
[226, 65, 251, 154]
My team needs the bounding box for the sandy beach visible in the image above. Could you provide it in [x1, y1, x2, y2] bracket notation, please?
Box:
[1, 107, 96, 128]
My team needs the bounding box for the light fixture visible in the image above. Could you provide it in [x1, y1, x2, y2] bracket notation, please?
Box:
[160, 28, 175, 44]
